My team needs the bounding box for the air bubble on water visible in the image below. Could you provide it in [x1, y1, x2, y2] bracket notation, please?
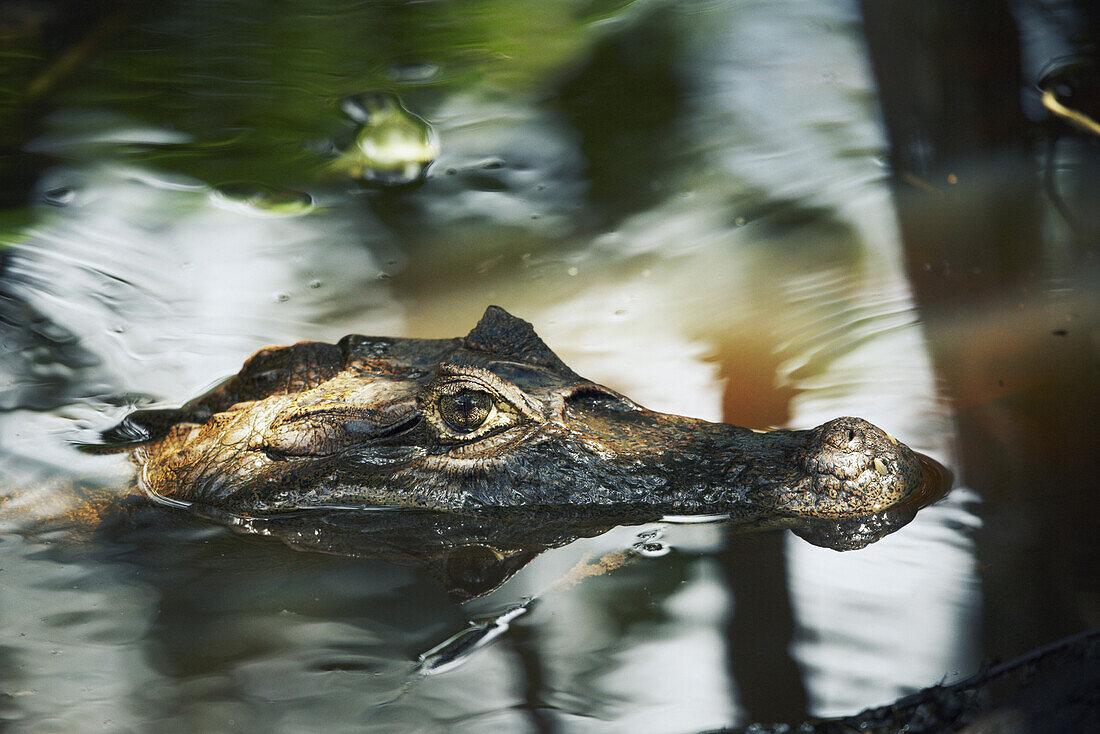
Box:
[633, 541, 670, 558]
[631, 527, 670, 557]
[308, 279, 323, 289]
[385, 62, 441, 84]
[210, 183, 314, 218]
[340, 93, 380, 124]
[275, 292, 291, 303]
[123, 168, 206, 192]
[303, 137, 339, 156]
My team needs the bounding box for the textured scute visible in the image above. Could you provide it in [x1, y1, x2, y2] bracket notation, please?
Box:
[195, 340, 346, 412]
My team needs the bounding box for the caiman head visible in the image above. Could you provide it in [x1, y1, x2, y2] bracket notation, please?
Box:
[104, 307, 924, 528]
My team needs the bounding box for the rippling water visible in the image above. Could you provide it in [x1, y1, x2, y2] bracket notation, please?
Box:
[1, 1, 1095, 732]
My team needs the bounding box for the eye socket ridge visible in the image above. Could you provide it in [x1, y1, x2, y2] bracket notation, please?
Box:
[433, 365, 544, 419]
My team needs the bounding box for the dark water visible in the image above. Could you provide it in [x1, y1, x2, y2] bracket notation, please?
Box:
[1, 1, 1096, 732]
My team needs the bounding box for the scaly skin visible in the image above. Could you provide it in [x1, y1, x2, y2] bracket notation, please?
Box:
[106, 307, 923, 525]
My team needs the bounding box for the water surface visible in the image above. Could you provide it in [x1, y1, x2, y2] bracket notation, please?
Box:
[1, 1, 1095, 732]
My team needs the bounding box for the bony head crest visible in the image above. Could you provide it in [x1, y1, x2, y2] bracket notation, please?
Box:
[463, 306, 576, 376]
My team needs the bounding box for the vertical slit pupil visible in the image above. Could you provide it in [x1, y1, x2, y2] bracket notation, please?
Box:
[442, 390, 491, 429]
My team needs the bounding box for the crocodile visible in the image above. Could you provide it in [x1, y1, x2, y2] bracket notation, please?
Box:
[101, 306, 926, 531]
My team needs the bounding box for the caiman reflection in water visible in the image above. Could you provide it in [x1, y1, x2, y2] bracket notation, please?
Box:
[97, 307, 941, 598]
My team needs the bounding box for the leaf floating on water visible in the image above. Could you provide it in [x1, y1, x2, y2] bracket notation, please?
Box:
[416, 602, 530, 676]
[332, 92, 439, 187]
[209, 183, 315, 218]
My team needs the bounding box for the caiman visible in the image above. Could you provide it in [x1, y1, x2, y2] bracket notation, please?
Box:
[101, 306, 926, 533]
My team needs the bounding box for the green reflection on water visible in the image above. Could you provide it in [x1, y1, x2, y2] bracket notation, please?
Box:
[2, 0, 641, 190]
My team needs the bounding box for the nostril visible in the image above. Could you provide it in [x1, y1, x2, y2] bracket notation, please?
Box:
[815, 417, 878, 450]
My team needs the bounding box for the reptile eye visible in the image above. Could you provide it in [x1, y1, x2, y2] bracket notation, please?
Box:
[439, 389, 494, 431]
